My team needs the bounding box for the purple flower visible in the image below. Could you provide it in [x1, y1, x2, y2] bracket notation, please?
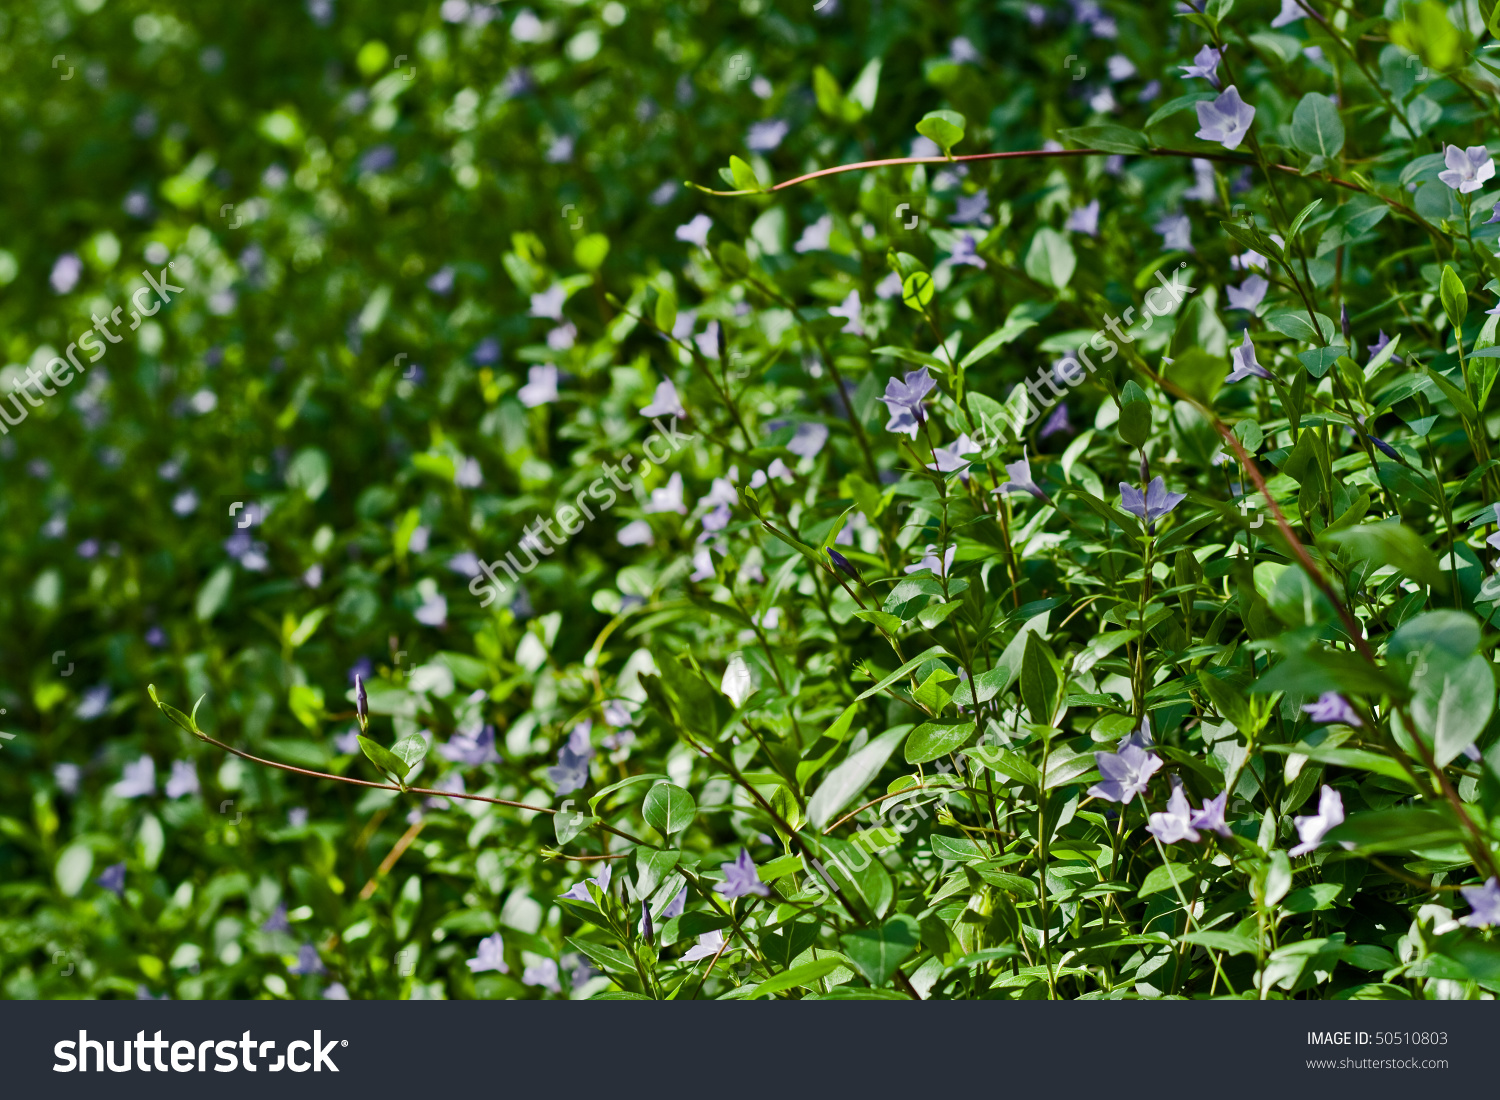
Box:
[1066, 200, 1100, 237]
[165, 760, 199, 799]
[1120, 476, 1186, 526]
[289, 944, 326, 975]
[1041, 403, 1072, 438]
[951, 194, 994, 227]
[746, 119, 789, 152]
[76, 684, 113, 720]
[466, 932, 509, 973]
[522, 958, 561, 993]
[427, 266, 455, 295]
[322, 982, 349, 1000]
[788, 422, 830, 459]
[1146, 778, 1200, 844]
[645, 471, 688, 515]
[54, 763, 81, 795]
[879, 367, 936, 438]
[1370, 435, 1401, 461]
[518, 364, 560, 407]
[947, 232, 987, 269]
[904, 544, 955, 578]
[1302, 691, 1362, 727]
[1271, 0, 1306, 28]
[1486, 201, 1500, 226]
[1289, 785, 1346, 856]
[96, 862, 126, 897]
[547, 722, 594, 795]
[1195, 86, 1256, 151]
[472, 336, 503, 365]
[560, 864, 612, 902]
[440, 724, 501, 766]
[828, 548, 860, 581]
[1155, 213, 1192, 252]
[1089, 740, 1162, 804]
[829, 290, 865, 336]
[794, 215, 833, 253]
[1179, 45, 1222, 86]
[1184, 158, 1217, 202]
[926, 433, 981, 474]
[1226, 275, 1268, 313]
[1226, 331, 1272, 382]
[715, 847, 770, 899]
[50, 253, 84, 295]
[261, 903, 291, 932]
[1460, 878, 1500, 927]
[111, 756, 156, 799]
[661, 885, 688, 920]
[680, 930, 725, 962]
[996, 446, 1048, 502]
[1106, 54, 1136, 81]
[1190, 790, 1233, 839]
[1438, 144, 1495, 194]
[675, 213, 712, 248]
[355, 673, 368, 730]
[603, 700, 635, 728]
[335, 727, 361, 755]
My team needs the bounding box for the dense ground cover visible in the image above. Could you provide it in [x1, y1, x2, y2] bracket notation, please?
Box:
[6, 0, 1500, 1000]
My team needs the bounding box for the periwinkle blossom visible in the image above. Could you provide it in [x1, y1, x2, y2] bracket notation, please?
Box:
[1066, 200, 1100, 236]
[1226, 275, 1268, 313]
[261, 903, 291, 933]
[50, 253, 83, 294]
[523, 959, 562, 993]
[1460, 878, 1500, 927]
[1179, 45, 1222, 86]
[1290, 785, 1347, 856]
[97, 863, 126, 897]
[1041, 403, 1072, 439]
[794, 214, 833, 253]
[1232, 249, 1268, 272]
[426, 265, 455, 294]
[1438, 145, 1494, 194]
[560, 864, 611, 902]
[828, 290, 865, 336]
[547, 722, 594, 795]
[440, 724, 501, 765]
[415, 592, 447, 627]
[675, 213, 712, 248]
[112, 756, 156, 799]
[355, 673, 369, 729]
[1226, 331, 1271, 382]
[880, 367, 936, 437]
[715, 848, 770, 899]
[904, 544, 956, 578]
[1089, 739, 1162, 804]
[1195, 86, 1256, 151]
[951, 194, 994, 227]
[288, 807, 310, 827]
[694, 321, 722, 358]
[875, 271, 904, 300]
[546, 322, 576, 351]
[746, 118, 789, 152]
[642, 379, 686, 419]
[1302, 691, 1362, 727]
[466, 932, 509, 973]
[530, 283, 568, 320]
[603, 700, 635, 728]
[518, 365, 559, 407]
[290, 944, 326, 975]
[1106, 54, 1136, 81]
[645, 472, 688, 515]
[681, 930, 725, 962]
[77, 684, 113, 720]
[1486, 201, 1500, 226]
[695, 504, 729, 543]
[322, 982, 350, 1000]
[55, 763, 81, 795]
[926, 434, 981, 475]
[1146, 778, 1200, 844]
[996, 447, 1048, 502]
[1184, 158, 1217, 202]
[164, 760, 199, 799]
[788, 422, 829, 459]
[1271, 0, 1306, 27]
[1155, 213, 1192, 252]
[660, 885, 688, 921]
[947, 232, 987, 269]
[1120, 477, 1186, 526]
[1190, 790, 1233, 839]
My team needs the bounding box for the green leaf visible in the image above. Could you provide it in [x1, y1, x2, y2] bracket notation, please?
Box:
[1019, 632, 1060, 725]
[1318, 520, 1445, 590]
[839, 915, 919, 987]
[643, 782, 697, 836]
[717, 241, 749, 279]
[1290, 93, 1345, 158]
[915, 110, 966, 155]
[1139, 862, 1193, 897]
[1324, 808, 1463, 853]
[749, 956, 844, 998]
[654, 290, 677, 334]
[1441, 264, 1469, 334]
[965, 744, 1041, 789]
[358, 734, 411, 782]
[807, 726, 907, 830]
[854, 645, 948, 702]
[1057, 124, 1148, 155]
[1117, 380, 1151, 447]
[959, 302, 1051, 367]
[901, 271, 935, 311]
[729, 155, 762, 193]
[904, 720, 975, 764]
[1145, 91, 1217, 131]
[1179, 929, 1258, 956]
[195, 564, 233, 623]
[1023, 227, 1076, 289]
[588, 773, 668, 815]
[148, 684, 201, 739]
[1419, 361, 1478, 421]
[1411, 652, 1495, 767]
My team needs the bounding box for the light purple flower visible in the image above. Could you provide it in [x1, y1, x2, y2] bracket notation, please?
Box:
[788, 422, 829, 459]
[1438, 144, 1495, 194]
[1119, 476, 1186, 525]
[290, 944, 326, 975]
[1155, 213, 1192, 251]
[440, 724, 501, 765]
[604, 700, 635, 728]
[1271, 0, 1306, 28]
[681, 930, 725, 962]
[1180, 45, 1222, 86]
[947, 232, 987, 269]
[926, 433, 981, 474]
[415, 593, 447, 627]
[746, 119, 789, 152]
[951, 194, 994, 227]
[50, 253, 84, 294]
[1367, 330, 1403, 365]
[661, 885, 688, 920]
[996, 446, 1048, 502]
[880, 367, 935, 438]
[642, 379, 686, 419]
[1146, 778, 1200, 843]
[560, 864, 611, 902]
[96, 862, 126, 897]
[904, 544, 955, 577]
[427, 266, 455, 294]
[547, 322, 576, 351]
[829, 290, 865, 336]
[54, 763, 81, 795]
[1106, 54, 1136, 81]
[287, 805, 309, 827]
[875, 271, 904, 300]
[1041, 403, 1072, 438]
[715, 847, 770, 898]
[261, 903, 290, 932]
[518, 364, 559, 407]
[644, 471, 688, 515]
[1302, 691, 1362, 727]
[795, 214, 834, 253]
[547, 722, 594, 795]
[335, 727, 362, 755]
[1226, 275, 1268, 313]
[322, 982, 349, 999]
[1088, 740, 1162, 804]
[530, 284, 568, 320]
[1460, 878, 1500, 927]
[1066, 200, 1100, 237]
[466, 932, 509, 973]
[76, 684, 113, 720]
[1184, 158, 1217, 202]
[1195, 86, 1256, 151]
[112, 756, 156, 799]
[675, 213, 712, 248]
[1290, 785, 1346, 856]
[165, 760, 199, 799]
[1190, 790, 1233, 839]
[1226, 331, 1272, 382]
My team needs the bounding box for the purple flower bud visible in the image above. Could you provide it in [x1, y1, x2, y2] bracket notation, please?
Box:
[828, 548, 859, 581]
[355, 673, 368, 731]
